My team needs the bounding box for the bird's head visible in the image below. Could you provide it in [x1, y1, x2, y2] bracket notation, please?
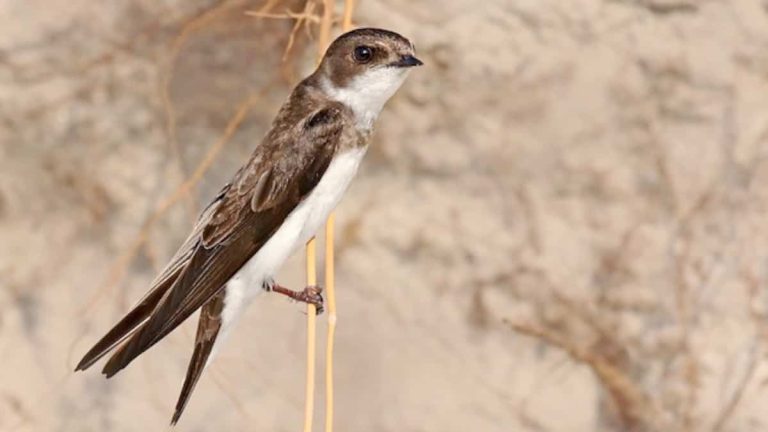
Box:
[316, 28, 423, 128]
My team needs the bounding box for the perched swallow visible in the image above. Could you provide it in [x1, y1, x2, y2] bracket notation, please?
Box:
[75, 28, 422, 424]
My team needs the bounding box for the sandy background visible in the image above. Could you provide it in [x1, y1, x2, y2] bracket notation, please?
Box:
[2, 0, 768, 431]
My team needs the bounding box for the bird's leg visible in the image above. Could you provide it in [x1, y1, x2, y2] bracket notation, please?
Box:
[263, 279, 324, 314]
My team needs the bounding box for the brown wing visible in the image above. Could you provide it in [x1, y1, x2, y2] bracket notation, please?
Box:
[99, 101, 348, 378]
[75, 191, 227, 372]
[200, 104, 347, 247]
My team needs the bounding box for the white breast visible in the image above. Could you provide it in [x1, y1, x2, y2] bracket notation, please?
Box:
[212, 146, 368, 354]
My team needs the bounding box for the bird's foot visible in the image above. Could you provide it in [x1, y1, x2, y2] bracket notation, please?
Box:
[269, 283, 324, 314]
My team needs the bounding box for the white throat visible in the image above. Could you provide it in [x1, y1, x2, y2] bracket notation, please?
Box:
[322, 67, 409, 130]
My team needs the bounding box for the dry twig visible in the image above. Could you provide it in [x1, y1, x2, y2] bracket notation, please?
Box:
[507, 320, 665, 432]
[161, 0, 252, 221]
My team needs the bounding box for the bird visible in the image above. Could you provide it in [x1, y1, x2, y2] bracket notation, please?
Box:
[74, 27, 422, 424]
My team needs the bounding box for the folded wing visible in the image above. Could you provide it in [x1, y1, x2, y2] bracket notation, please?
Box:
[75, 99, 349, 390]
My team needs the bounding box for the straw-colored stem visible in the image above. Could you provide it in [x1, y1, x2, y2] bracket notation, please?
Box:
[342, 0, 355, 30]
[318, 0, 334, 59]
[303, 238, 318, 432]
[324, 212, 337, 432]
[305, 1, 335, 431]
[324, 3, 354, 431]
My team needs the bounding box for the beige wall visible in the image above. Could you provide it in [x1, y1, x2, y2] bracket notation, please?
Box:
[2, 1, 768, 431]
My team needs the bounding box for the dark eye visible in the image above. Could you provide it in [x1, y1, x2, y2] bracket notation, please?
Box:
[353, 45, 373, 63]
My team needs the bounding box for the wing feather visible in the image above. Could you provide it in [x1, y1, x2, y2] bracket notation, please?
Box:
[99, 101, 349, 378]
[75, 189, 227, 371]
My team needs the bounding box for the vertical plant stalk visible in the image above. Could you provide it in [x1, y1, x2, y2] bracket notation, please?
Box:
[325, 4, 354, 432]
[342, 0, 355, 30]
[324, 212, 337, 432]
[303, 237, 318, 432]
[305, 1, 336, 431]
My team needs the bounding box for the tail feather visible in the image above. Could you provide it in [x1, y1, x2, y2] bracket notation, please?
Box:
[100, 246, 212, 377]
[171, 290, 225, 424]
[74, 267, 180, 372]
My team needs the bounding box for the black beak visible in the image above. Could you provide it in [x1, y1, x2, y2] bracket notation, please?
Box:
[393, 54, 424, 68]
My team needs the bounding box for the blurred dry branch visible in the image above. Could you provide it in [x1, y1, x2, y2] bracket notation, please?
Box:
[508, 319, 664, 432]
[161, 0, 251, 220]
[247, 1, 319, 63]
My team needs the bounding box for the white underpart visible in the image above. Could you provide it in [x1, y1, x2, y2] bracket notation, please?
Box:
[322, 66, 410, 130]
[206, 146, 368, 365]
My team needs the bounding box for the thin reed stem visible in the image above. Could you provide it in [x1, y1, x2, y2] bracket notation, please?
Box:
[303, 237, 318, 432]
[304, 1, 336, 430]
[324, 212, 337, 432]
